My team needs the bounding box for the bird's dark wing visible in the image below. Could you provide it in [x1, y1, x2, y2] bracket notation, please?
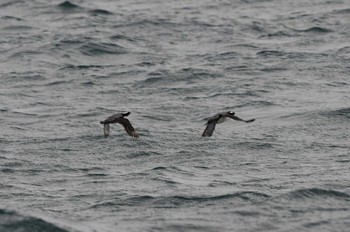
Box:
[202, 121, 217, 137]
[116, 118, 139, 138]
[228, 115, 255, 123]
[103, 124, 110, 138]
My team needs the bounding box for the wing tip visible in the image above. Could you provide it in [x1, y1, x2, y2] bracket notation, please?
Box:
[132, 132, 139, 138]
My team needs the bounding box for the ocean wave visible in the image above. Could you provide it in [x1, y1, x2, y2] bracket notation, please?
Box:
[1, 15, 23, 21]
[0, 1, 23, 9]
[257, 50, 328, 60]
[60, 64, 110, 70]
[157, 191, 270, 205]
[287, 26, 333, 34]
[193, 51, 241, 62]
[1, 25, 33, 31]
[264, 30, 294, 38]
[57, 1, 80, 11]
[318, 108, 350, 120]
[88, 9, 113, 16]
[0, 208, 70, 232]
[273, 188, 350, 201]
[334, 8, 350, 14]
[44, 80, 72, 86]
[79, 42, 127, 56]
[91, 191, 271, 208]
[9, 49, 43, 61]
[110, 34, 136, 42]
[3, 72, 47, 82]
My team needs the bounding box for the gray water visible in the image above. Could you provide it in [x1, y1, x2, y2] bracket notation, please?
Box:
[1, 0, 350, 231]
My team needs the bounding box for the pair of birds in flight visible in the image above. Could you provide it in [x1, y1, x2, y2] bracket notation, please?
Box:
[100, 111, 255, 138]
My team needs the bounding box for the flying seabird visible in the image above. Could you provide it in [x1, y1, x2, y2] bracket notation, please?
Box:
[202, 111, 255, 137]
[100, 111, 139, 138]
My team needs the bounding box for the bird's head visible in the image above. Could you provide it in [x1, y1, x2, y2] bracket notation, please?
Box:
[228, 111, 235, 116]
[122, 111, 130, 116]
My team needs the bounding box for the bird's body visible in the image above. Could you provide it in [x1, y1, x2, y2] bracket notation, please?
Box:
[202, 111, 255, 137]
[100, 111, 139, 138]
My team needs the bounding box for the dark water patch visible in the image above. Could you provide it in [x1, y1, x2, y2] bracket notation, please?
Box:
[283, 24, 333, 33]
[88, 200, 121, 209]
[110, 34, 136, 42]
[81, 81, 95, 86]
[195, 51, 241, 62]
[152, 166, 167, 171]
[12, 110, 38, 116]
[155, 191, 270, 207]
[136, 61, 156, 67]
[0, 1, 25, 8]
[257, 50, 327, 60]
[257, 50, 285, 57]
[1, 16, 23, 21]
[141, 76, 163, 85]
[3, 72, 47, 82]
[150, 166, 194, 176]
[79, 42, 127, 56]
[116, 191, 270, 208]
[276, 188, 350, 201]
[281, 26, 333, 34]
[57, 1, 81, 10]
[44, 80, 72, 86]
[233, 210, 261, 217]
[336, 159, 350, 163]
[124, 195, 156, 206]
[2, 161, 23, 168]
[9, 50, 43, 60]
[158, 223, 220, 232]
[249, 21, 267, 33]
[2, 25, 33, 31]
[125, 151, 159, 159]
[89, 9, 113, 16]
[194, 165, 210, 170]
[55, 39, 83, 47]
[334, 8, 350, 14]
[117, 18, 181, 29]
[325, 81, 349, 87]
[301, 27, 333, 33]
[263, 30, 294, 38]
[180, 67, 223, 80]
[260, 66, 288, 72]
[60, 64, 108, 70]
[87, 173, 109, 177]
[208, 180, 236, 187]
[1, 168, 15, 174]
[153, 177, 178, 185]
[28, 101, 51, 107]
[0, 154, 7, 159]
[0, 208, 69, 232]
[303, 220, 330, 229]
[319, 108, 350, 120]
[224, 65, 260, 74]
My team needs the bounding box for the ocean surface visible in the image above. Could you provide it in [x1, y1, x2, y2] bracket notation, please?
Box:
[1, 0, 350, 231]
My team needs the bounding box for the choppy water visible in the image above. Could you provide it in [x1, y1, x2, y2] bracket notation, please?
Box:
[1, 0, 350, 231]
